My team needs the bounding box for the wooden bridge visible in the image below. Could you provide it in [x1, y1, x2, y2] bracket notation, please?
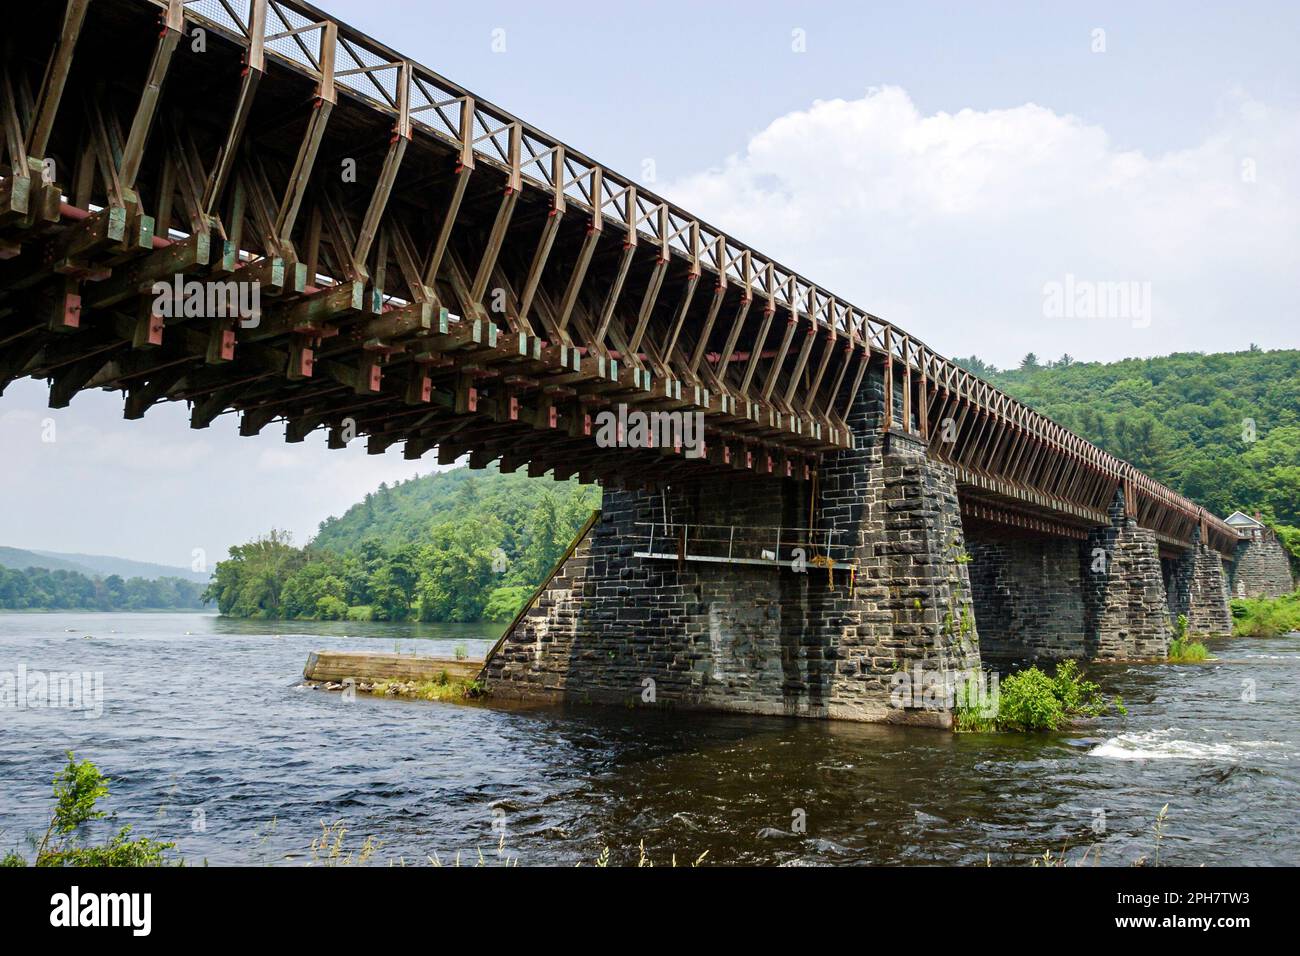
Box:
[0, 0, 1237, 559]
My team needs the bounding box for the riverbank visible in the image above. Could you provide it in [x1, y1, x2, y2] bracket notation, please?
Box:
[1231, 589, 1300, 636]
[0, 607, 211, 614]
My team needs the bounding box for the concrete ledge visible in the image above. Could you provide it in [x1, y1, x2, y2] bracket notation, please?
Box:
[303, 650, 482, 684]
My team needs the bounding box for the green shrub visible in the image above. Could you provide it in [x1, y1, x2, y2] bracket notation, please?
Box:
[989, 661, 1117, 732]
[1049, 660, 1108, 716]
[996, 668, 1067, 731]
[1168, 637, 1209, 662]
[5, 753, 175, 867]
[315, 595, 349, 620]
[346, 604, 374, 622]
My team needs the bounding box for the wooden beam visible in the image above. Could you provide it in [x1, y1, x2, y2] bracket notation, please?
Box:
[555, 169, 602, 334]
[26, 0, 92, 159]
[118, 0, 184, 193]
[272, 23, 336, 252]
[203, 0, 267, 216]
[350, 109, 409, 280]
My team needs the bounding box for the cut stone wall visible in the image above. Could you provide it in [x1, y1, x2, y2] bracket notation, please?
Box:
[1082, 491, 1171, 659]
[965, 534, 1087, 663]
[1231, 535, 1295, 599]
[483, 367, 1229, 714]
[483, 366, 979, 725]
[1167, 532, 1234, 635]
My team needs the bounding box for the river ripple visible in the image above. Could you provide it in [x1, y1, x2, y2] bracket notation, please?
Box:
[1, 612, 1297, 865]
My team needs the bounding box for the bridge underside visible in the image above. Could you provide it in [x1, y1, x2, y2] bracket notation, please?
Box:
[0, 0, 1247, 550]
[0, 0, 854, 487]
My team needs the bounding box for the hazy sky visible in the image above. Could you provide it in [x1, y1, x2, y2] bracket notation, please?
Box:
[2, 0, 1296, 565]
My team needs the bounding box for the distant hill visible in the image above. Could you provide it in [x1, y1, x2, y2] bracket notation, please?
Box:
[310, 465, 599, 558]
[0, 546, 208, 584]
[0, 547, 88, 575]
[207, 466, 601, 623]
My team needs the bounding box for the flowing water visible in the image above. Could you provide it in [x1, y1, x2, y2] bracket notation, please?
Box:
[1, 612, 1297, 866]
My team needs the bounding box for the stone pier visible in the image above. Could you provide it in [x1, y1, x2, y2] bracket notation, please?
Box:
[1166, 530, 1234, 635]
[485, 369, 980, 725]
[483, 370, 1235, 721]
[1081, 492, 1172, 659]
[1230, 533, 1295, 599]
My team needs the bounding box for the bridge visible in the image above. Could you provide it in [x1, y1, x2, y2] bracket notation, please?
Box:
[1, 0, 1239, 724]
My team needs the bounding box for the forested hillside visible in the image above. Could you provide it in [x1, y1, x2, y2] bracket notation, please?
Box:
[204, 468, 600, 623]
[956, 348, 1300, 564]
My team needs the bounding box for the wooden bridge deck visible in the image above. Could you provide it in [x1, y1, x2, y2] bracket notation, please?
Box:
[0, 0, 1237, 555]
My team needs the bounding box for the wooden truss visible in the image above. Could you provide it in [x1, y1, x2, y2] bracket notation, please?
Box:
[0, 0, 1238, 552]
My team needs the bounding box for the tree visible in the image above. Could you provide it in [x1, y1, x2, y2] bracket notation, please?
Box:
[952, 355, 999, 378]
[202, 529, 303, 618]
[415, 518, 506, 622]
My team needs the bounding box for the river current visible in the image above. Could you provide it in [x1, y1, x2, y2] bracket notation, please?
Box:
[1, 612, 1296, 865]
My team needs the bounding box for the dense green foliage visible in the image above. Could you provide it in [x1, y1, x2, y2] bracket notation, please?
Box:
[0, 566, 204, 611]
[3, 753, 175, 867]
[205, 467, 600, 623]
[959, 661, 1120, 732]
[954, 348, 1300, 569]
[1231, 589, 1300, 637]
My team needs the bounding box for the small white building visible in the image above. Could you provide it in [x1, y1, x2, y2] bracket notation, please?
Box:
[1225, 510, 1267, 541]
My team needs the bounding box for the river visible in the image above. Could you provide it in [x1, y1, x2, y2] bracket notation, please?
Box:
[1, 612, 1296, 866]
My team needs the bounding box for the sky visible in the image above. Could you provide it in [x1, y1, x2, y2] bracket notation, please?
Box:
[2, 0, 1297, 565]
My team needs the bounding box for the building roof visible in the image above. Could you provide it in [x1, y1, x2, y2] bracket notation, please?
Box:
[1225, 511, 1266, 528]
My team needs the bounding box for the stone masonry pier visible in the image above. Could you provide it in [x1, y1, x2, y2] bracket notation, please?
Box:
[1230, 533, 1295, 599]
[484, 368, 1235, 725]
[485, 370, 979, 725]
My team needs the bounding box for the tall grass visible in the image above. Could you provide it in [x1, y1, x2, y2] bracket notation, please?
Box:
[1167, 637, 1209, 662]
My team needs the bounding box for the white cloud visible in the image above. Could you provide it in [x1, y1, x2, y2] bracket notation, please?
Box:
[666, 86, 1300, 367]
[0, 379, 435, 565]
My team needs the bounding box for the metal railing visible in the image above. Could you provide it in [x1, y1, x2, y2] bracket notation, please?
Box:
[631, 521, 858, 570]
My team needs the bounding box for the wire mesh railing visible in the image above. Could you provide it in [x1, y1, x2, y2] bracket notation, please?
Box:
[631, 522, 858, 570]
